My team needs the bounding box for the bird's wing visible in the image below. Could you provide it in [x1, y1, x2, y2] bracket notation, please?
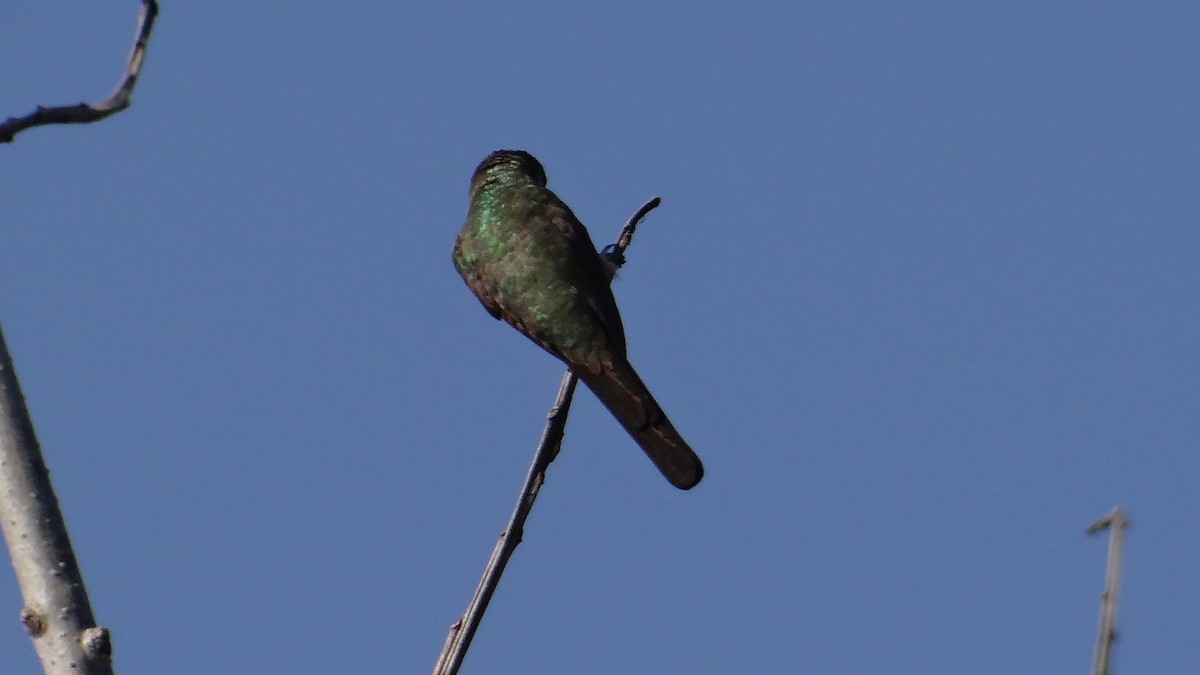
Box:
[537, 192, 663, 432]
[542, 195, 628, 355]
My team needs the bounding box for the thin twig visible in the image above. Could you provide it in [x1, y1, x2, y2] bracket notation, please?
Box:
[1087, 507, 1129, 675]
[612, 196, 661, 259]
[432, 197, 662, 675]
[0, 0, 159, 143]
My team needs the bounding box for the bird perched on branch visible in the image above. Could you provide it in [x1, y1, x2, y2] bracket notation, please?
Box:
[452, 150, 704, 490]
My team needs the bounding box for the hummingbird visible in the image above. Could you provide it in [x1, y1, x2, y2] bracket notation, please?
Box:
[452, 150, 704, 490]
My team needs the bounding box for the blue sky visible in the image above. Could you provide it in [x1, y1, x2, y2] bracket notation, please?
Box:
[2, 2, 1198, 672]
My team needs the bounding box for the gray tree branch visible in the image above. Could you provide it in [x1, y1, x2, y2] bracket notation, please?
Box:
[0, 324, 113, 674]
[1, 3, 161, 671]
[1087, 507, 1129, 675]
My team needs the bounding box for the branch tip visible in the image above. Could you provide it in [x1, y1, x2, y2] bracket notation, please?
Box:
[0, 0, 159, 143]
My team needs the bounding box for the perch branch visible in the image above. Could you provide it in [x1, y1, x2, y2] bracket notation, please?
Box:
[432, 196, 663, 675]
[0, 0, 159, 143]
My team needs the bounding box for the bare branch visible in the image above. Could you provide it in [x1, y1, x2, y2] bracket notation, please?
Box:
[0, 323, 113, 674]
[1088, 507, 1129, 675]
[0, 0, 159, 143]
[432, 197, 663, 675]
[613, 196, 662, 259]
[0, 5, 160, 669]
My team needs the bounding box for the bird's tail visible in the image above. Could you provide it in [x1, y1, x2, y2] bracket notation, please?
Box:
[578, 357, 704, 490]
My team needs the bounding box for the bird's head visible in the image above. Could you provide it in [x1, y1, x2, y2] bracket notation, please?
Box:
[469, 149, 547, 197]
